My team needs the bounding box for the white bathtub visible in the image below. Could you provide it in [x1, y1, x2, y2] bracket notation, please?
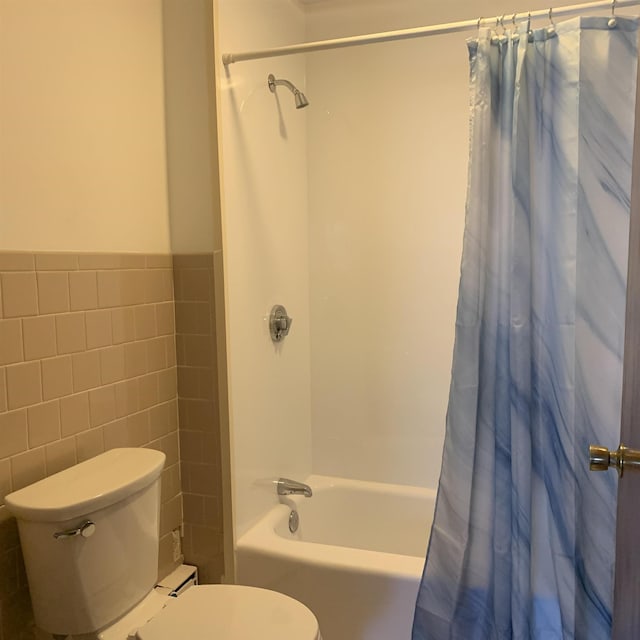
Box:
[236, 475, 436, 640]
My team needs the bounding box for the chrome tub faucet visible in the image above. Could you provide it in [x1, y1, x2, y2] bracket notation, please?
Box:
[276, 478, 313, 498]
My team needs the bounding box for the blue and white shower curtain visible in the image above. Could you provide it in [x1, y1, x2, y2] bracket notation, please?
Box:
[413, 17, 638, 640]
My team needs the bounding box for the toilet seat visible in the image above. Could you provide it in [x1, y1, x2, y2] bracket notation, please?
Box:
[134, 585, 321, 640]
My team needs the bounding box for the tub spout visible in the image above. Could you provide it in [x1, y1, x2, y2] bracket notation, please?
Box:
[277, 478, 312, 498]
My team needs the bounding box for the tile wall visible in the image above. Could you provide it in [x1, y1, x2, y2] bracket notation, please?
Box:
[173, 255, 224, 585]
[0, 251, 182, 639]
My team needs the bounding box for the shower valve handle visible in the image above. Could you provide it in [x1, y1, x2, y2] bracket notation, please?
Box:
[269, 305, 293, 342]
[589, 444, 640, 477]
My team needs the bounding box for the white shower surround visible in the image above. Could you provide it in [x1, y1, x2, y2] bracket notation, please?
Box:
[215, 0, 617, 540]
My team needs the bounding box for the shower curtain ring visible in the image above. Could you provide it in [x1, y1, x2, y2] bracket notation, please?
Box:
[527, 11, 533, 41]
[477, 16, 484, 29]
[547, 7, 557, 37]
[510, 12, 520, 41]
[609, 0, 618, 27]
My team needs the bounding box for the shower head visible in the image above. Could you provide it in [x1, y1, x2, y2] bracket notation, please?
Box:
[268, 74, 309, 109]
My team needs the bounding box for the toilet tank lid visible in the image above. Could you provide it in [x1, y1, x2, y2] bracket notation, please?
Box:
[5, 448, 166, 523]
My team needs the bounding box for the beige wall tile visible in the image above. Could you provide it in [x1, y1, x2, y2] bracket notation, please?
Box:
[173, 254, 210, 269]
[1, 272, 38, 317]
[45, 438, 77, 475]
[85, 310, 112, 350]
[97, 270, 125, 308]
[99, 345, 126, 384]
[34, 253, 78, 271]
[167, 399, 178, 430]
[147, 337, 167, 373]
[186, 399, 216, 432]
[158, 532, 180, 579]
[89, 386, 116, 427]
[178, 269, 210, 302]
[146, 255, 173, 269]
[160, 494, 182, 537]
[148, 432, 179, 467]
[60, 392, 90, 437]
[183, 335, 213, 368]
[124, 341, 147, 378]
[56, 313, 87, 354]
[41, 356, 73, 400]
[158, 368, 177, 402]
[183, 462, 217, 496]
[11, 448, 46, 491]
[183, 494, 204, 525]
[0, 459, 11, 503]
[177, 367, 197, 400]
[203, 496, 222, 529]
[78, 254, 122, 270]
[103, 418, 128, 450]
[129, 270, 148, 305]
[121, 255, 147, 269]
[145, 270, 173, 303]
[37, 272, 70, 314]
[72, 351, 101, 392]
[155, 302, 175, 336]
[27, 400, 60, 447]
[0, 368, 6, 412]
[0, 410, 28, 459]
[0, 253, 35, 271]
[127, 411, 150, 446]
[134, 305, 157, 340]
[0, 320, 23, 365]
[111, 307, 135, 344]
[138, 374, 159, 410]
[6, 362, 42, 409]
[144, 270, 166, 303]
[114, 379, 139, 418]
[69, 271, 98, 311]
[175, 302, 210, 334]
[76, 428, 104, 462]
[23, 316, 57, 360]
[161, 463, 181, 502]
[165, 336, 177, 367]
[180, 430, 204, 464]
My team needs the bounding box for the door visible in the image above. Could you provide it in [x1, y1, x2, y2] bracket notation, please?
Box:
[609, 58, 640, 640]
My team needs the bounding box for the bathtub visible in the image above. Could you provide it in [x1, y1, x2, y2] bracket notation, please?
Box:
[236, 475, 436, 640]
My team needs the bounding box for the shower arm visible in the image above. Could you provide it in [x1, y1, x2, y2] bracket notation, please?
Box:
[268, 75, 301, 96]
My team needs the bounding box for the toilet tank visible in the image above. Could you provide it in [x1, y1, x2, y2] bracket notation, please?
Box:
[5, 448, 166, 637]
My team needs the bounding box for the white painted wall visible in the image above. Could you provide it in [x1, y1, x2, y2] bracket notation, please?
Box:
[0, 0, 170, 252]
[215, 0, 312, 537]
[163, 0, 219, 254]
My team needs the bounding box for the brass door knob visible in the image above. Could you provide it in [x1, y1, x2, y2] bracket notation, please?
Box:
[589, 444, 640, 477]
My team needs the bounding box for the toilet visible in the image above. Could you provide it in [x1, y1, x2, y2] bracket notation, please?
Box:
[5, 448, 321, 639]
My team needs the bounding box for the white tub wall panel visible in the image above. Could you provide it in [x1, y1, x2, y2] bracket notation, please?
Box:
[305, 0, 609, 488]
[215, 0, 312, 538]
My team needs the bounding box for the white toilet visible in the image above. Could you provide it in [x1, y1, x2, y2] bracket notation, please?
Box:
[5, 448, 321, 640]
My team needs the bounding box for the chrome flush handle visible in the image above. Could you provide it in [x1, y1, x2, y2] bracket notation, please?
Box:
[53, 520, 96, 540]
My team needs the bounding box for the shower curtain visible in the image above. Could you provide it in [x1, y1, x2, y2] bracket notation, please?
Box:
[413, 17, 638, 640]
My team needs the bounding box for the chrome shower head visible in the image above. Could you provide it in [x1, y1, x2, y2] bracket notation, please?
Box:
[268, 74, 309, 109]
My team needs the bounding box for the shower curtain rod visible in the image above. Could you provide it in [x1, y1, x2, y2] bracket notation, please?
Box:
[222, 0, 640, 65]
